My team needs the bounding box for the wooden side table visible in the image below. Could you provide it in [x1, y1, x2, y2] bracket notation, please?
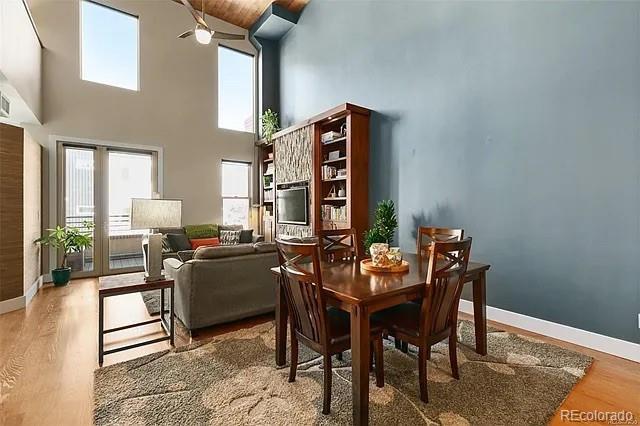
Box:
[98, 272, 174, 365]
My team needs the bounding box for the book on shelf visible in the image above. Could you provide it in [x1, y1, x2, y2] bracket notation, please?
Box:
[321, 204, 347, 222]
[264, 163, 274, 175]
[264, 188, 274, 202]
[322, 165, 338, 179]
[321, 131, 342, 143]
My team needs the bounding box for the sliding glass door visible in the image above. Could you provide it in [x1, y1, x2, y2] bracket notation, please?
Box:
[60, 143, 157, 277]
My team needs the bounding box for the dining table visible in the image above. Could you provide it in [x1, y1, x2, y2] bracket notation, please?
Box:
[270, 252, 491, 425]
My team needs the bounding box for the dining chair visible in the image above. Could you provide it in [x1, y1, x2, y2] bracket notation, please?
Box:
[417, 226, 464, 261]
[275, 239, 385, 415]
[318, 228, 360, 262]
[373, 238, 472, 403]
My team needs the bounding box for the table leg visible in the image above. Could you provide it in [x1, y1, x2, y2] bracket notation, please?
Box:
[160, 287, 165, 323]
[351, 304, 370, 426]
[275, 276, 288, 367]
[98, 294, 104, 366]
[472, 272, 487, 355]
[170, 286, 175, 346]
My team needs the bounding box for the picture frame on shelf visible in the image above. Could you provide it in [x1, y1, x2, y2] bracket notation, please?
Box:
[328, 150, 341, 161]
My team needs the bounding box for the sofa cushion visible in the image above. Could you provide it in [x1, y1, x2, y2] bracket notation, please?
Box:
[190, 237, 220, 250]
[220, 230, 241, 245]
[177, 250, 195, 262]
[254, 242, 276, 253]
[185, 224, 219, 239]
[239, 229, 253, 244]
[194, 245, 255, 260]
[166, 233, 191, 252]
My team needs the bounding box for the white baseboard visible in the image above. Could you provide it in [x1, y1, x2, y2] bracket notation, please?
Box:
[0, 275, 43, 315]
[0, 294, 25, 314]
[25, 276, 43, 305]
[459, 299, 640, 363]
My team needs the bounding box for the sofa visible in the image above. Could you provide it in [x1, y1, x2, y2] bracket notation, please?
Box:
[159, 224, 264, 262]
[163, 242, 278, 330]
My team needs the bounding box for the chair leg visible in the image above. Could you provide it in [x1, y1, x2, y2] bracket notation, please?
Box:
[449, 332, 459, 379]
[394, 337, 402, 350]
[374, 337, 384, 388]
[426, 345, 431, 360]
[369, 342, 374, 372]
[288, 332, 298, 383]
[418, 346, 429, 403]
[322, 354, 332, 415]
[336, 352, 343, 361]
[401, 341, 409, 353]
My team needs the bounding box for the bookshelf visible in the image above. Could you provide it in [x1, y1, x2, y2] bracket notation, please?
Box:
[256, 103, 370, 243]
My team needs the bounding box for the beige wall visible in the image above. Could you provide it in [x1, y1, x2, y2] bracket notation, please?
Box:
[23, 131, 41, 293]
[0, 0, 42, 124]
[24, 0, 257, 226]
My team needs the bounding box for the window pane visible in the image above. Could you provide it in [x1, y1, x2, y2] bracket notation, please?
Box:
[81, 0, 138, 90]
[221, 162, 249, 197]
[223, 198, 249, 228]
[218, 46, 254, 132]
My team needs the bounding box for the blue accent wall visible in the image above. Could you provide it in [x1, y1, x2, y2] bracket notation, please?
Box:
[278, 1, 640, 343]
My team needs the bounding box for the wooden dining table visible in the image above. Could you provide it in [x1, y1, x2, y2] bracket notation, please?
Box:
[270, 252, 491, 425]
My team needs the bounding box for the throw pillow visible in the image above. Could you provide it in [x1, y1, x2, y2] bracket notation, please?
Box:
[166, 233, 191, 252]
[184, 224, 219, 239]
[220, 230, 241, 245]
[161, 235, 172, 253]
[239, 229, 253, 244]
[190, 237, 220, 250]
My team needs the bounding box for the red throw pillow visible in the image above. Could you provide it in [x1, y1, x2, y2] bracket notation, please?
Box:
[190, 238, 220, 250]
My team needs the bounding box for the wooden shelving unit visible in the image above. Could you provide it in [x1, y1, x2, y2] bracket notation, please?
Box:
[257, 141, 275, 242]
[256, 103, 370, 243]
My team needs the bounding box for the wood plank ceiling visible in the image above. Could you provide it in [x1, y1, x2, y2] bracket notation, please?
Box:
[179, 0, 308, 29]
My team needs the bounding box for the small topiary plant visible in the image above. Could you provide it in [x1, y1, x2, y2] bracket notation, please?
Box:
[363, 200, 398, 254]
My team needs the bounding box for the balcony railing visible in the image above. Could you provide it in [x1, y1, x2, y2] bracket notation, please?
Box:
[65, 214, 146, 236]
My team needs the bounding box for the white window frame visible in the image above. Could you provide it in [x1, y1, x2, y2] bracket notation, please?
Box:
[221, 160, 251, 227]
[217, 44, 256, 134]
[79, 0, 140, 91]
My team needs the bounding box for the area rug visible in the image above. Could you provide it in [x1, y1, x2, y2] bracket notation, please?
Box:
[94, 320, 592, 425]
[140, 290, 168, 316]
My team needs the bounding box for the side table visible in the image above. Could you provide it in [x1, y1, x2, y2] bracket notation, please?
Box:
[98, 272, 174, 365]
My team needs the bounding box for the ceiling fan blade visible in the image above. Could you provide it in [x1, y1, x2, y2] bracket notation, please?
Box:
[177, 29, 194, 39]
[179, 0, 208, 28]
[212, 31, 245, 40]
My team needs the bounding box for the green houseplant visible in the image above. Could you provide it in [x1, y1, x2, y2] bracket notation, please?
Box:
[35, 222, 94, 286]
[363, 200, 398, 254]
[261, 108, 280, 143]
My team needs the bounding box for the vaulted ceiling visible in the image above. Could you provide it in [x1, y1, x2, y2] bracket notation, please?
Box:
[177, 0, 308, 29]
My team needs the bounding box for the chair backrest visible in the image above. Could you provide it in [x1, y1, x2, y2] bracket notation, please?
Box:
[275, 239, 328, 347]
[417, 226, 464, 261]
[318, 228, 360, 262]
[420, 238, 472, 338]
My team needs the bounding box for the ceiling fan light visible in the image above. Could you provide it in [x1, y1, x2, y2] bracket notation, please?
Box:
[195, 27, 211, 44]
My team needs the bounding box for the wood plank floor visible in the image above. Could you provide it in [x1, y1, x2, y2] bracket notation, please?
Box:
[0, 277, 638, 425]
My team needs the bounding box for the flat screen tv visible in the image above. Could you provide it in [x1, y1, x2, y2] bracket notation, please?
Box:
[277, 187, 309, 225]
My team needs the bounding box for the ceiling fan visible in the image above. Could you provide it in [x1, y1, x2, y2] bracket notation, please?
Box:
[177, 0, 245, 45]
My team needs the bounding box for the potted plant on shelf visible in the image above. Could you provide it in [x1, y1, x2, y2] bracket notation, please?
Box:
[261, 108, 280, 143]
[35, 221, 94, 286]
[363, 200, 398, 255]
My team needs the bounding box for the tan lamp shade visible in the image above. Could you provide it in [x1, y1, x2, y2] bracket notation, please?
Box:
[130, 198, 182, 229]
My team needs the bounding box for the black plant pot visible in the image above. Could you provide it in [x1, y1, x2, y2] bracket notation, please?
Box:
[51, 267, 72, 286]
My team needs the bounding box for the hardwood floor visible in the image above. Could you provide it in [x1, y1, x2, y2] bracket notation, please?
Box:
[0, 277, 638, 425]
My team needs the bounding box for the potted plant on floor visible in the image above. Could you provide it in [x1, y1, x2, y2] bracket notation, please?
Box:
[35, 221, 94, 286]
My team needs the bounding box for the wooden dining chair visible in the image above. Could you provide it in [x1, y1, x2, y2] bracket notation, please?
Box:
[275, 239, 385, 415]
[318, 228, 360, 262]
[373, 238, 472, 403]
[417, 226, 464, 261]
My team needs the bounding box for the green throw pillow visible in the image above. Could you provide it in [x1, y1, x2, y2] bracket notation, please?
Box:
[184, 224, 219, 239]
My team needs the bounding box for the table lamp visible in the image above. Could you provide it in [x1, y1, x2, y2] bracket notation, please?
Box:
[131, 198, 182, 282]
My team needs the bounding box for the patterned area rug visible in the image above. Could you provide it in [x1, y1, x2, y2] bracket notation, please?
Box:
[94, 320, 592, 425]
[140, 291, 168, 316]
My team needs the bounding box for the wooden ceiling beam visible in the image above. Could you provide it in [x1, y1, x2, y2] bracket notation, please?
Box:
[172, 0, 309, 29]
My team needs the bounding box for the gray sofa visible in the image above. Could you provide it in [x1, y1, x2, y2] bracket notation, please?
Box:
[163, 242, 278, 330]
[159, 225, 264, 262]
